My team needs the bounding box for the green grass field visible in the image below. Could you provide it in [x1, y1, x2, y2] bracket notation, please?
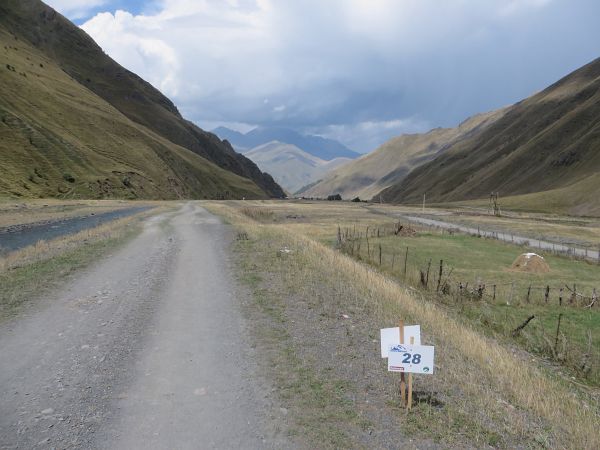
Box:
[343, 229, 600, 385]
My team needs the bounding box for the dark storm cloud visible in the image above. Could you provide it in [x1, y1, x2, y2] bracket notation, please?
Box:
[49, 0, 600, 151]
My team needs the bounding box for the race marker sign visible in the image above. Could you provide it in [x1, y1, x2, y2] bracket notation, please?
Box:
[380, 325, 421, 358]
[387, 344, 435, 374]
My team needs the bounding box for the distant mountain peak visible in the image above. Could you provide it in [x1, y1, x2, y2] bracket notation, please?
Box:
[213, 126, 360, 161]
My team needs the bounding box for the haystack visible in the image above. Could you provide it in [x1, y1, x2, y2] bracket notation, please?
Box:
[511, 253, 550, 273]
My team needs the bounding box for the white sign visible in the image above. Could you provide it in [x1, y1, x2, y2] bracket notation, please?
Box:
[388, 344, 434, 374]
[380, 325, 421, 358]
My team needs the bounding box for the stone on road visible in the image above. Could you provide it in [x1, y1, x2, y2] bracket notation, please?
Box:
[0, 203, 288, 449]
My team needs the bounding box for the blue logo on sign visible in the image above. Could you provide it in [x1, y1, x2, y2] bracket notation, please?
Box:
[390, 345, 407, 352]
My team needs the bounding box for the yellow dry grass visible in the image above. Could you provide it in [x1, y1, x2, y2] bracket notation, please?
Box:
[205, 200, 599, 449]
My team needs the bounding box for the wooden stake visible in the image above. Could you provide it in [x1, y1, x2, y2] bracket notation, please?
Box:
[407, 336, 414, 411]
[399, 320, 406, 407]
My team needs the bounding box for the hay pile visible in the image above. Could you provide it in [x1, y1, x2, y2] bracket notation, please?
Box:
[394, 223, 417, 237]
[511, 253, 550, 273]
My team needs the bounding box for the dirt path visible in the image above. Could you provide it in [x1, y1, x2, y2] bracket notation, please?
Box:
[0, 203, 289, 449]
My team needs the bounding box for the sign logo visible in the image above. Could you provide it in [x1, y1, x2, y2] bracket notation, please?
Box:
[423, 367, 430, 373]
[390, 345, 407, 353]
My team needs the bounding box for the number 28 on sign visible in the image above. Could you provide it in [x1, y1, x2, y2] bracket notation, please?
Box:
[387, 344, 435, 374]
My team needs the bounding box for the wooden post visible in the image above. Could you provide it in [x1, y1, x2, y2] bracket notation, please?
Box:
[399, 320, 406, 406]
[436, 260, 443, 292]
[407, 336, 414, 411]
[492, 284, 496, 301]
[379, 244, 382, 266]
[554, 314, 563, 354]
[559, 288, 563, 306]
[544, 285, 550, 304]
[526, 285, 531, 303]
[403, 247, 409, 278]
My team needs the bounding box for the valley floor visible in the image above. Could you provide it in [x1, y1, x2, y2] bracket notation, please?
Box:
[1, 199, 598, 449]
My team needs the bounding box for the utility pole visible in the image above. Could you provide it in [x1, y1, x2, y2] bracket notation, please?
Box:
[490, 192, 501, 216]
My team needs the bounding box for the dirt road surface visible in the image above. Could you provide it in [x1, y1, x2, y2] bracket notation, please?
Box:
[0, 203, 289, 449]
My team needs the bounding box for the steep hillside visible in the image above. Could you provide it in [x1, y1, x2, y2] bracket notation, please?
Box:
[244, 142, 351, 193]
[213, 126, 360, 160]
[301, 110, 504, 200]
[0, 0, 284, 199]
[0, 26, 265, 199]
[379, 58, 600, 213]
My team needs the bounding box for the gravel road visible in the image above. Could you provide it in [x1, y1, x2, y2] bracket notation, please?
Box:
[0, 203, 288, 449]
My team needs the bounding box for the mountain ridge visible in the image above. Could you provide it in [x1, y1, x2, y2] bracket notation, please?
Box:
[213, 126, 360, 161]
[377, 57, 600, 214]
[300, 109, 505, 200]
[0, 0, 284, 199]
[243, 141, 351, 194]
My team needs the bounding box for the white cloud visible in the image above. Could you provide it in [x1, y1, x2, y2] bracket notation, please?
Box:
[313, 118, 431, 153]
[72, 0, 600, 151]
[46, 0, 108, 19]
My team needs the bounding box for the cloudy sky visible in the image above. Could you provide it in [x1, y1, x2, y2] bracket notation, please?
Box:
[47, 0, 600, 152]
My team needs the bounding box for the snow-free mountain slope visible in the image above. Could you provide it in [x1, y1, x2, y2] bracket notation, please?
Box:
[244, 141, 351, 193]
[378, 57, 600, 214]
[301, 109, 505, 200]
[213, 126, 360, 160]
[0, 0, 284, 199]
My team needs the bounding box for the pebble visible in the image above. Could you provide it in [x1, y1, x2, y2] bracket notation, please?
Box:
[41, 408, 54, 415]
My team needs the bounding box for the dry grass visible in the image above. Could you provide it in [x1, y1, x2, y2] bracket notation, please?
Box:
[0, 205, 169, 272]
[0, 199, 157, 228]
[205, 200, 599, 449]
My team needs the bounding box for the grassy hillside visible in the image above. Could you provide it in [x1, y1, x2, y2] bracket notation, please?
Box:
[0, 0, 284, 199]
[244, 141, 351, 193]
[0, 27, 265, 199]
[301, 110, 504, 200]
[454, 172, 600, 216]
[379, 58, 600, 214]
